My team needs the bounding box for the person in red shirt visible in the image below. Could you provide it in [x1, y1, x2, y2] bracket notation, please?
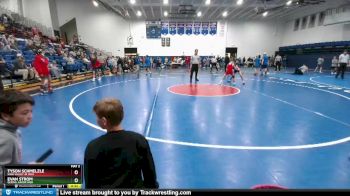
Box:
[185, 56, 191, 68]
[91, 53, 102, 81]
[220, 57, 245, 85]
[33, 49, 52, 93]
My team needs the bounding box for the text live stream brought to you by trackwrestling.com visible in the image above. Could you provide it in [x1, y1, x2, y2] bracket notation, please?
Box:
[0, 189, 241, 196]
[0, 188, 274, 195]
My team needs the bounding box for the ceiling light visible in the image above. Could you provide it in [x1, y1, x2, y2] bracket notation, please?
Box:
[164, 11, 168, 17]
[237, 0, 244, 5]
[130, 0, 136, 5]
[286, 0, 292, 6]
[205, 0, 211, 5]
[262, 11, 268, 17]
[163, 0, 169, 5]
[222, 11, 228, 17]
[197, 11, 202, 17]
[136, 10, 142, 16]
[92, 0, 99, 7]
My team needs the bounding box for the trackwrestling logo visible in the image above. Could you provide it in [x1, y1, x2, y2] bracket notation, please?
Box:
[3, 189, 55, 196]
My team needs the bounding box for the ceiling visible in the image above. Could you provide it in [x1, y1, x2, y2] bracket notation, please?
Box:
[98, 0, 350, 21]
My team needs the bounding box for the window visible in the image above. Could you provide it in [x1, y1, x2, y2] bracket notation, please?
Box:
[294, 19, 300, 31]
[326, 9, 332, 16]
[301, 16, 308, 29]
[309, 14, 316, 28]
[318, 12, 325, 26]
[336, 8, 341, 14]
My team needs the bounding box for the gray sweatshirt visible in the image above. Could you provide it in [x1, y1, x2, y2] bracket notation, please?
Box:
[0, 119, 22, 184]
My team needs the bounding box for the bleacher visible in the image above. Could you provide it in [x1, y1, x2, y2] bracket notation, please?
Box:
[278, 41, 350, 68]
[279, 41, 350, 52]
[0, 10, 104, 93]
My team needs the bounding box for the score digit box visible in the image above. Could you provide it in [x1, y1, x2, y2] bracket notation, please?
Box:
[3, 165, 82, 188]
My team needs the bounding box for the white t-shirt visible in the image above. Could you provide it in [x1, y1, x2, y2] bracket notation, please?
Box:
[300, 65, 308, 73]
[339, 53, 350, 64]
[331, 58, 338, 67]
[317, 58, 324, 65]
[191, 55, 200, 64]
[275, 55, 282, 62]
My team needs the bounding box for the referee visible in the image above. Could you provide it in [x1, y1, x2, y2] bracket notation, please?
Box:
[190, 49, 201, 83]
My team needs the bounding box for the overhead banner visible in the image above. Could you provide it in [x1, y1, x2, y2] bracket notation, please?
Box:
[209, 22, 217, 35]
[185, 22, 193, 35]
[148, 21, 218, 36]
[201, 22, 209, 35]
[177, 22, 185, 35]
[169, 22, 177, 35]
[193, 22, 201, 35]
[161, 21, 169, 35]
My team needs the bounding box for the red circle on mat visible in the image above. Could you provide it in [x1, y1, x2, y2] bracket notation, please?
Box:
[168, 84, 240, 97]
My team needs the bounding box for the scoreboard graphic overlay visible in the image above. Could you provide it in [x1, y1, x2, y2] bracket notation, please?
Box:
[2, 165, 82, 188]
